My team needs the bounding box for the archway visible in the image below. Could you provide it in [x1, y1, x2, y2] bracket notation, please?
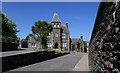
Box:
[54, 42, 58, 49]
[72, 44, 75, 51]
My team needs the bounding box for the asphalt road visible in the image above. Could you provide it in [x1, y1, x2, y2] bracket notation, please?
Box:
[11, 52, 86, 71]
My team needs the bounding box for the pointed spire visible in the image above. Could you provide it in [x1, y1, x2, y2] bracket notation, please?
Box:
[52, 12, 60, 22]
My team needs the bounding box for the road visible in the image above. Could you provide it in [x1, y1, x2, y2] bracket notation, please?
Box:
[11, 52, 87, 71]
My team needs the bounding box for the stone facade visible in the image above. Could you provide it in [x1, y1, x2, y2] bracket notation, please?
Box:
[28, 12, 71, 51]
[71, 36, 84, 52]
[48, 12, 70, 51]
[89, 1, 120, 72]
[28, 12, 85, 52]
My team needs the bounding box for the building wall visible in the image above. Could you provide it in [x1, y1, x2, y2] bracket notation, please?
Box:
[71, 37, 84, 52]
[28, 13, 70, 51]
[49, 22, 70, 51]
[89, 1, 120, 72]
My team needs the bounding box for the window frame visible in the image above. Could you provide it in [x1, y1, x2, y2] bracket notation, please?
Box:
[62, 33, 66, 38]
[32, 43, 36, 47]
[62, 42, 66, 47]
[47, 42, 51, 47]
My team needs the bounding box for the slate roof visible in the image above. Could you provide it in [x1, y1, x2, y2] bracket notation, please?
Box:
[28, 36, 36, 43]
[71, 38, 84, 45]
[61, 25, 69, 34]
[52, 12, 60, 22]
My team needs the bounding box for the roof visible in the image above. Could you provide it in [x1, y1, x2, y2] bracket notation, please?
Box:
[28, 36, 36, 43]
[71, 38, 84, 45]
[52, 12, 61, 22]
[61, 25, 69, 34]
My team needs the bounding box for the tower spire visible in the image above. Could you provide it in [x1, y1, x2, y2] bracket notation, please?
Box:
[52, 12, 61, 22]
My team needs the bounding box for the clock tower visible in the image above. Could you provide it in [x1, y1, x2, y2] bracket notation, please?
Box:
[51, 12, 62, 49]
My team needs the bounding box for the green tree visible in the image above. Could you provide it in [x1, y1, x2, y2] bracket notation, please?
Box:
[25, 33, 33, 41]
[76, 42, 80, 51]
[21, 39, 27, 42]
[32, 20, 53, 49]
[84, 41, 88, 48]
[1, 12, 19, 43]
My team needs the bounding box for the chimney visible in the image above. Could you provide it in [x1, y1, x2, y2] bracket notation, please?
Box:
[66, 21, 68, 28]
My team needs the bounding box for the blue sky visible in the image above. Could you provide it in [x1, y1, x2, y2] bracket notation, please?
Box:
[2, 2, 99, 41]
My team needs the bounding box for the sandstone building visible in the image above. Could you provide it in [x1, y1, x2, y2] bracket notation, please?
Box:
[71, 36, 84, 52]
[28, 12, 84, 51]
[28, 12, 70, 51]
[47, 12, 70, 51]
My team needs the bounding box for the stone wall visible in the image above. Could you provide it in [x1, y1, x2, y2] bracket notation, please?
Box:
[2, 51, 69, 72]
[89, 1, 120, 73]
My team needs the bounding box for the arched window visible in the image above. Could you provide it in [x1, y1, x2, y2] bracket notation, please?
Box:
[57, 25, 60, 27]
[54, 23, 60, 28]
[54, 25, 56, 27]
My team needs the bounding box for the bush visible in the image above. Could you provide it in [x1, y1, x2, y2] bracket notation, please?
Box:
[2, 42, 19, 51]
[21, 42, 28, 48]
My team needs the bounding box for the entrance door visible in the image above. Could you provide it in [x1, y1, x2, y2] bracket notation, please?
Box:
[72, 45, 75, 51]
[54, 42, 58, 49]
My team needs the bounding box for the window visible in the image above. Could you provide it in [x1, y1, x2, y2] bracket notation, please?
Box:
[57, 25, 60, 27]
[62, 33, 65, 38]
[54, 23, 60, 28]
[47, 33, 51, 38]
[54, 25, 56, 27]
[55, 34, 58, 37]
[47, 42, 51, 47]
[62, 42, 66, 47]
[32, 43, 36, 47]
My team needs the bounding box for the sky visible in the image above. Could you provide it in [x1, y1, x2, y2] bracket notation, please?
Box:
[2, 2, 100, 41]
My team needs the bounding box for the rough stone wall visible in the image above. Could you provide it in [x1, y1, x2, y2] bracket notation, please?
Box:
[89, 1, 120, 73]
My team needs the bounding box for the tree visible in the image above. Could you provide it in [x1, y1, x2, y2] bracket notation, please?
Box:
[32, 20, 53, 49]
[84, 41, 88, 48]
[76, 42, 80, 51]
[25, 33, 33, 41]
[1, 12, 19, 43]
[84, 41, 89, 53]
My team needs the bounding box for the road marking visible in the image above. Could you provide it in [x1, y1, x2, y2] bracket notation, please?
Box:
[75, 66, 79, 69]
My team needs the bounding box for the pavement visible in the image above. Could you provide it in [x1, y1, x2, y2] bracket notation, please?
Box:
[73, 54, 89, 71]
[0, 48, 36, 57]
[10, 52, 89, 71]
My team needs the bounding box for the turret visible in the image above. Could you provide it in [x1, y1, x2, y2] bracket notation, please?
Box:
[66, 21, 68, 28]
